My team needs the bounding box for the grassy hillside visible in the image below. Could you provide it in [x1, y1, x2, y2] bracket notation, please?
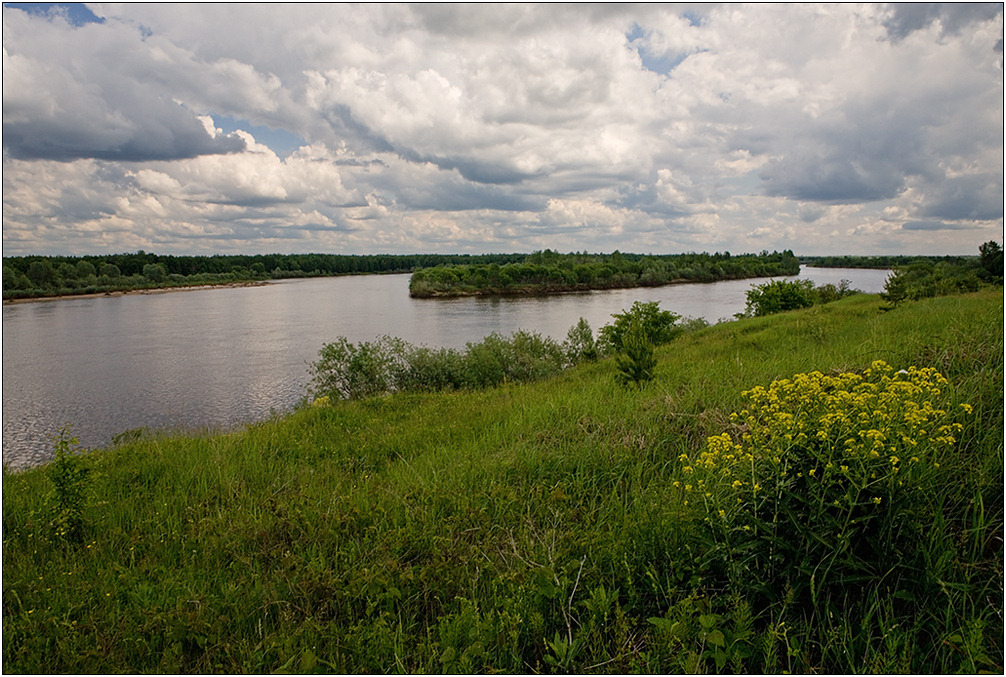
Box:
[3, 289, 1002, 673]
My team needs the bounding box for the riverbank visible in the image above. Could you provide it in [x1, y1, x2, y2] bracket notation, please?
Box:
[3, 289, 1002, 673]
[2, 280, 272, 305]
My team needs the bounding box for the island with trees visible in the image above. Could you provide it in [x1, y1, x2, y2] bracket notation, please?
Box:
[408, 249, 801, 297]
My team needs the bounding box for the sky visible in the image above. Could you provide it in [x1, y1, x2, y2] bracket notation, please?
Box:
[2, 3, 1003, 257]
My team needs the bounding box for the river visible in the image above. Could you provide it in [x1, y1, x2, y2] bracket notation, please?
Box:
[2, 267, 891, 469]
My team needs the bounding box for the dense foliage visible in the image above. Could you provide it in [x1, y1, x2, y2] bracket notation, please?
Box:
[2, 252, 526, 300]
[309, 303, 700, 400]
[741, 278, 859, 317]
[801, 254, 979, 269]
[688, 363, 969, 614]
[309, 330, 573, 400]
[597, 300, 683, 352]
[3, 288, 1002, 674]
[409, 249, 800, 297]
[880, 241, 1002, 308]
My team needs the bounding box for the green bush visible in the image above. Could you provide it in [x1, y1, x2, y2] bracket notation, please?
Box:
[614, 322, 656, 389]
[398, 345, 468, 391]
[506, 330, 566, 383]
[743, 279, 816, 316]
[598, 301, 681, 353]
[309, 330, 568, 400]
[142, 263, 167, 283]
[563, 317, 598, 364]
[309, 335, 408, 399]
[45, 428, 91, 543]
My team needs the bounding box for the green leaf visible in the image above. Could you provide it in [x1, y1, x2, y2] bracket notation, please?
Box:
[699, 613, 719, 630]
[300, 649, 317, 672]
[648, 616, 673, 631]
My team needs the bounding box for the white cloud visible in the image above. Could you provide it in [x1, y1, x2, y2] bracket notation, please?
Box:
[3, 3, 1002, 256]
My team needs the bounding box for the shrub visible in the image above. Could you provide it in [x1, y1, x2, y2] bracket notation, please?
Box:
[310, 330, 567, 399]
[598, 301, 681, 353]
[45, 427, 91, 543]
[399, 345, 467, 392]
[462, 333, 510, 388]
[506, 330, 565, 382]
[813, 279, 856, 304]
[309, 335, 408, 399]
[614, 322, 657, 389]
[563, 317, 598, 365]
[142, 263, 167, 283]
[742, 279, 815, 316]
[681, 362, 968, 613]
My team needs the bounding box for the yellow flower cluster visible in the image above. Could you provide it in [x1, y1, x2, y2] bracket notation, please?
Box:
[679, 361, 968, 523]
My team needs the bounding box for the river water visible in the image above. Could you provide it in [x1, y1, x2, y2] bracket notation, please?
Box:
[2, 267, 890, 469]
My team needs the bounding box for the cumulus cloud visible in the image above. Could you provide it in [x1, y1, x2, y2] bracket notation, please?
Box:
[2, 3, 1002, 256]
[882, 2, 1004, 41]
[2, 10, 253, 161]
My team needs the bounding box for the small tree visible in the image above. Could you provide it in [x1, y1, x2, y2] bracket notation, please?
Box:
[563, 317, 598, 365]
[979, 240, 1003, 282]
[880, 269, 909, 308]
[615, 322, 656, 389]
[76, 260, 96, 278]
[46, 427, 91, 543]
[599, 301, 681, 354]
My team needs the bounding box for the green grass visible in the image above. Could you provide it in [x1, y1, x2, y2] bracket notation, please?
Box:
[3, 289, 1002, 673]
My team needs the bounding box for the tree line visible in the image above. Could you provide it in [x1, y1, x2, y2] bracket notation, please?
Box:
[879, 241, 1003, 307]
[409, 249, 800, 297]
[801, 254, 980, 269]
[1, 252, 525, 300]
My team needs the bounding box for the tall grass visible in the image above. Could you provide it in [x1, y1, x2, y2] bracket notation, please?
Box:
[3, 289, 1002, 673]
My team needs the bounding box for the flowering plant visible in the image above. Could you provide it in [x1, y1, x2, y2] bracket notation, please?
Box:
[680, 361, 968, 608]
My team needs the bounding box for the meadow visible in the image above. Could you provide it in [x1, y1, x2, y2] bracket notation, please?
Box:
[3, 288, 1002, 673]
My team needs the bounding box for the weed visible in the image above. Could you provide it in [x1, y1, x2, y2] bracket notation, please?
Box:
[44, 427, 91, 543]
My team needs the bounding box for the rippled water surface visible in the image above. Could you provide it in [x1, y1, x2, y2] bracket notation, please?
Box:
[2, 267, 891, 469]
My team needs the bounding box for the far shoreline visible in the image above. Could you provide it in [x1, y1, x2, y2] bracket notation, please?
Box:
[2, 280, 272, 305]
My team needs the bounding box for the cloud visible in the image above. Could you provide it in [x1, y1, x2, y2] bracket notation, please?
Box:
[2, 3, 1003, 257]
[901, 220, 970, 231]
[882, 3, 1004, 41]
[1, 7, 279, 161]
[921, 178, 1005, 223]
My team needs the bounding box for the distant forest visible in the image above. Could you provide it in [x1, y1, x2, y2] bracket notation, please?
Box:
[801, 254, 978, 269]
[4, 248, 995, 301]
[3, 249, 798, 301]
[1, 252, 525, 300]
[409, 250, 800, 297]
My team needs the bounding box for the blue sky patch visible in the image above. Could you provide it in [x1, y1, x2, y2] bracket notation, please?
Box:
[626, 22, 692, 75]
[212, 115, 306, 159]
[5, 2, 103, 26]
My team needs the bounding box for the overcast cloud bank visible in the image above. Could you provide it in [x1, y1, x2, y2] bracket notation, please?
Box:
[2, 3, 1002, 256]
